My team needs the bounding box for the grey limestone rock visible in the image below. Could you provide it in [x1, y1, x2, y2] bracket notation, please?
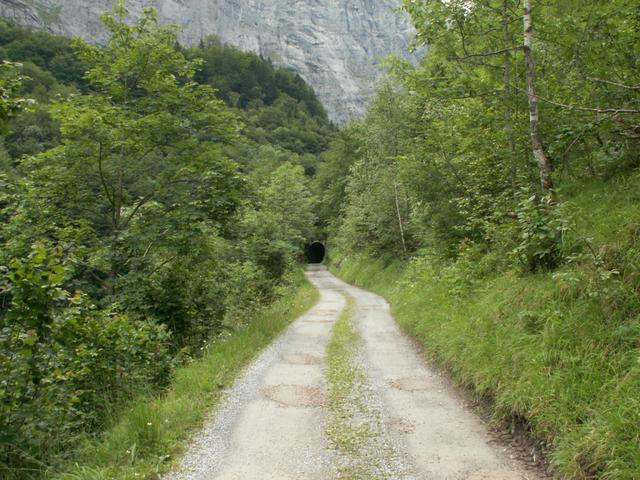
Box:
[0, 0, 415, 122]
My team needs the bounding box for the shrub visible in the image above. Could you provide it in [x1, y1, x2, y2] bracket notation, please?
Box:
[0, 244, 170, 477]
[512, 190, 570, 272]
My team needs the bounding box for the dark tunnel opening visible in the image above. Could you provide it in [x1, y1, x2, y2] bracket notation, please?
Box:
[305, 241, 326, 264]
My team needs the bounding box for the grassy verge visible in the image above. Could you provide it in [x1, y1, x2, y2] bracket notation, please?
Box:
[330, 177, 640, 480]
[53, 271, 319, 480]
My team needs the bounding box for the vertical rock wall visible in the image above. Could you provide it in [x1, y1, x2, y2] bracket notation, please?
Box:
[0, 0, 415, 122]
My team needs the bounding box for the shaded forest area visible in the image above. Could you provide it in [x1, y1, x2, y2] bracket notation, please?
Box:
[322, 1, 639, 479]
[0, 5, 332, 477]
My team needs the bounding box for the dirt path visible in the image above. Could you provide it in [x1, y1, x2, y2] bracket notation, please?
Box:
[166, 265, 541, 480]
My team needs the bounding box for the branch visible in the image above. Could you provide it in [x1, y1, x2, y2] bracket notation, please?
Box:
[431, 89, 504, 100]
[147, 254, 179, 278]
[511, 85, 640, 114]
[140, 228, 170, 261]
[97, 142, 115, 207]
[588, 77, 640, 91]
[457, 19, 470, 57]
[572, 1, 597, 64]
[122, 227, 171, 267]
[122, 191, 155, 229]
[560, 112, 620, 157]
[141, 241, 154, 261]
[129, 146, 156, 165]
[437, 141, 467, 190]
[66, 257, 109, 287]
[455, 46, 523, 61]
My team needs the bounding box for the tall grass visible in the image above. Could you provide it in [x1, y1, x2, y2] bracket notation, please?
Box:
[331, 175, 640, 480]
[52, 271, 319, 480]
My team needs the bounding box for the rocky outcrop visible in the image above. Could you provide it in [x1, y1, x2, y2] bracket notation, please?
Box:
[0, 0, 415, 122]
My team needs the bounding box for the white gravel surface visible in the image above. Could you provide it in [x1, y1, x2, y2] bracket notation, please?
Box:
[164, 265, 543, 480]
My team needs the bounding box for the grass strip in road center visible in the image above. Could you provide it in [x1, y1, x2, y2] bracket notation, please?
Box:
[325, 294, 391, 480]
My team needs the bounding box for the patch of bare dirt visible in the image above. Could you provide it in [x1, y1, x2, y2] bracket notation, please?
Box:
[466, 470, 527, 480]
[386, 417, 416, 434]
[263, 384, 325, 407]
[281, 353, 323, 365]
[389, 376, 432, 392]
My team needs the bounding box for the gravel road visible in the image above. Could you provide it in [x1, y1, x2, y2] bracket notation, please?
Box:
[165, 265, 542, 480]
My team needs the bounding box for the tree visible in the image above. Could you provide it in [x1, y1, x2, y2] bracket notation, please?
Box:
[8, 2, 242, 296]
[240, 162, 316, 282]
[523, 0, 552, 191]
[262, 162, 316, 246]
[314, 123, 363, 234]
[333, 85, 417, 256]
[0, 61, 32, 133]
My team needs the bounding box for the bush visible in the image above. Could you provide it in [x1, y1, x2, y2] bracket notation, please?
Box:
[0, 244, 171, 477]
[512, 190, 570, 272]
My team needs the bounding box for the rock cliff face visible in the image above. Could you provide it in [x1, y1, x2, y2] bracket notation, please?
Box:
[0, 0, 414, 122]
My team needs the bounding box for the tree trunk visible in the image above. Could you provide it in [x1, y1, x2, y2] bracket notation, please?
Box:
[503, 0, 516, 193]
[394, 181, 408, 256]
[523, 0, 553, 191]
[108, 167, 124, 295]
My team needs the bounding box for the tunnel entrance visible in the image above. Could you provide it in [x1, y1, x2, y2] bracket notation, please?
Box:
[305, 241, 326, 264]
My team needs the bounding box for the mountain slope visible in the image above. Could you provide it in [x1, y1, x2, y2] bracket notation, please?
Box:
[0, 0, 415, 122]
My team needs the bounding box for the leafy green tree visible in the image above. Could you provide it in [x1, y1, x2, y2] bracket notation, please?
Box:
[314, 123, 363, 233]
[0, 60, 31, 133]
[0, 19, 88, 87]
[0, 244, 170, 475]
[331, 85, 416, 256]
[191, 38, 328, 121]
[240, 163, 316, 281]
[330, 0, 638, 268]
[5, 2, 242, 297]
[263, 162, 316, 245]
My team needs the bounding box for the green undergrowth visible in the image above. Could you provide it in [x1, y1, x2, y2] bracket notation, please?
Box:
[52, 271, 319, 480]
[330, 177, 640, 480]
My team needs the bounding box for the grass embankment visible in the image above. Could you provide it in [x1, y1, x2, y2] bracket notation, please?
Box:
[54, 272, 319, 480]
[331, 176, 640, 480]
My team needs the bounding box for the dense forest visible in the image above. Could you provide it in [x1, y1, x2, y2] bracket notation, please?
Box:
[0, 4, 331, 477]
[323, 1, 639, 479]
[1, 0, 639, 479]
